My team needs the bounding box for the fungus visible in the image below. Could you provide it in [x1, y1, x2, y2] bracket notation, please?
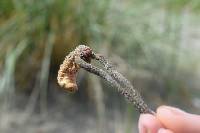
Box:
[57, 45, 154, 114]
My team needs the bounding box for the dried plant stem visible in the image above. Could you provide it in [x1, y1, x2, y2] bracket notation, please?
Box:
[75, 56, 154, 114]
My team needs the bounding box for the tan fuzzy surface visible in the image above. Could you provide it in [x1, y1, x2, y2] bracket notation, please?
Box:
[57, 45, 92, 92]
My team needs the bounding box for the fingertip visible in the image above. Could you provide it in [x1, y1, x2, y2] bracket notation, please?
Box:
[138, 114, 163, 133]
[138, 114, 148, 133]
[156, 106, 184, 131]
[156, 105, 200, 132]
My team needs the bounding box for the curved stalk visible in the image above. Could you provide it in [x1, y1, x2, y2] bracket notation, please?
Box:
[57, 45, 155, 114]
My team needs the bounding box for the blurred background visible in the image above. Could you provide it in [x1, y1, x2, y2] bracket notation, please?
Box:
[1, 0, 200, 133]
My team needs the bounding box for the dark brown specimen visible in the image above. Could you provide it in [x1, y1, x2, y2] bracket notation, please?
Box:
[57, 45, 154, 114]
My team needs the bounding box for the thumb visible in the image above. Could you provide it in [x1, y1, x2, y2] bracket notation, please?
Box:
[156, 106, 200, 133]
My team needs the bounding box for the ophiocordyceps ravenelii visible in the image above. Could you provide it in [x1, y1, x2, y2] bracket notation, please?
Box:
[57, 45, 155, 114]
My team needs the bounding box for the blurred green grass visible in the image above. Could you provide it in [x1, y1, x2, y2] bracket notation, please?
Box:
[0, 0, 200, 132]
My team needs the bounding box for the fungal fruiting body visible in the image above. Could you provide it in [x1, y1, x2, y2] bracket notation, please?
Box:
[57, 45, 93, 92]
[57, 45, 154, 114]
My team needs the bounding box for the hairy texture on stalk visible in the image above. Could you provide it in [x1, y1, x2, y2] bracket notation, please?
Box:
[94, 54, 154, 114]
[76, 56, 154, 114]
[57, 45, 154, 114]
[57, 45, 93, 92]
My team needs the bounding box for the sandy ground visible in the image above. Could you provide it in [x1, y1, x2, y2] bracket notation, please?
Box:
[0, 106, 138, 133]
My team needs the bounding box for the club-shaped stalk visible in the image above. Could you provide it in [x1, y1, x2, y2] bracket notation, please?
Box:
[75, 56, 154, 114]
[57, 45, 155, 114]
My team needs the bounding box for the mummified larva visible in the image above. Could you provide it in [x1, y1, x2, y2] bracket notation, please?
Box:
[57, 45, 93, 92]
[57, 45, 154, 114]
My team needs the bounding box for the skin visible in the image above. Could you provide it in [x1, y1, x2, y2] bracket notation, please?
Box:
[138, 106, 200, 133]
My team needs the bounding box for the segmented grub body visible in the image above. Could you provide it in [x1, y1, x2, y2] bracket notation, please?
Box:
[57, 45, 154, 114]
[57, 45, 93, 92]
